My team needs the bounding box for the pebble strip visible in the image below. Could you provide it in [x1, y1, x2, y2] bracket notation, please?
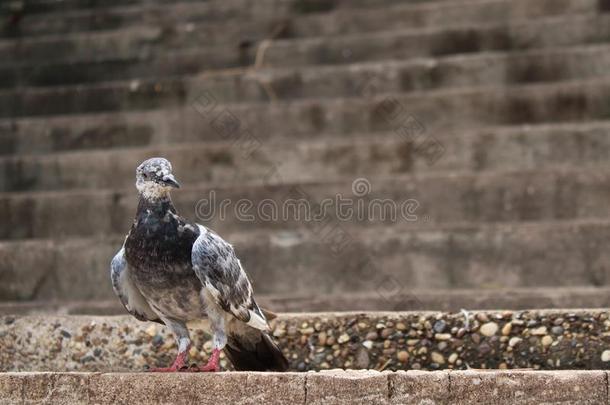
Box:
[1, 310, 609, 372]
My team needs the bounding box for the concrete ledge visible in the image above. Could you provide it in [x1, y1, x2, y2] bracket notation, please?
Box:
[5, 287, 610, 315]
[0, 370, 607, 404]
[2, 311, 610, 373]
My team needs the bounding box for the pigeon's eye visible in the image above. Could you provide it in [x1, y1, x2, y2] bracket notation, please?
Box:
[142, 172, 149, 179]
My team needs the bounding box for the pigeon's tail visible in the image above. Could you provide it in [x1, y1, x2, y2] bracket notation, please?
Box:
[224, 326, 289, 371]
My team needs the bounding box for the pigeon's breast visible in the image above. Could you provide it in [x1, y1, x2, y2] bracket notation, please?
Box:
[124, 211, 206, 321]
[125, 211, 197, 267]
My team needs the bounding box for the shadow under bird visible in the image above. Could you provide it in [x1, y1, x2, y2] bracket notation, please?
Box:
[110, 157, 288, 372]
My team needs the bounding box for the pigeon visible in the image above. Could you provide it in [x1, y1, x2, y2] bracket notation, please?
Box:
[110, 157, 288, 372]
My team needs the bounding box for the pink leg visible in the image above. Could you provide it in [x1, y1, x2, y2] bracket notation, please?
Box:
[196, 348, 221, 372]
[148, 345, 190, 372]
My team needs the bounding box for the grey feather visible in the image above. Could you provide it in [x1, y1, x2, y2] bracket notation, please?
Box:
[110, 246, 161, 323]
[191, 224, 267, 329]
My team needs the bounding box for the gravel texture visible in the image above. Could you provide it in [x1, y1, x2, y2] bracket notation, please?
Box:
[1, 310, 610, 372]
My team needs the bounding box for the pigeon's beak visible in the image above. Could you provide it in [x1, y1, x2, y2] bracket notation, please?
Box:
[161, 174, 180, 188]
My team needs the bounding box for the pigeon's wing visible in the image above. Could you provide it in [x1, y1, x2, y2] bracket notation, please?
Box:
[191, 225, 268, 330]
[111, 246, 162, 323]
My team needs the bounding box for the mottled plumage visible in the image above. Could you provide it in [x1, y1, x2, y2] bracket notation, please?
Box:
[110, 157, 288, 372]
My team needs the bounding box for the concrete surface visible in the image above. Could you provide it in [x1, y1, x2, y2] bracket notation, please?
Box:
[0, 0, 598, 41]
[3, 287, 610, 315]
[0, 369, 607, 404]
[3, 43, 610, 117]
[4, 77, 610, 156]
[5, 219, 610, 300]
[6, 167, 610, 239]
[2, 121, 610, 192]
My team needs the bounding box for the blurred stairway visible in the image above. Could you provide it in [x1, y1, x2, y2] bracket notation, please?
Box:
[2, 0, 610, 315]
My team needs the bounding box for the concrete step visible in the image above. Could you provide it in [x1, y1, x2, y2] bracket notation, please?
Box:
[4, 167, 610, 239]
[2, 220, 610, 301]
[3, 77, 610, 156]
[0, 0, 416, 18]
[0, 0, 313, 19]
[0, 0, 293, 39]
[1, 311, 610, 372]
[0, 0, 599, 64]
[0, 370, 607, 405]
[3, 13, 609, 87]
[3, 287, 610, 315]
[3, 121, 610, 192]
[287, 0, 603, 38]
[0, 0, 206, 15]
[259, 14, 610, 69]
[3, 43, 610, 117]
[1, 0, 598, 39]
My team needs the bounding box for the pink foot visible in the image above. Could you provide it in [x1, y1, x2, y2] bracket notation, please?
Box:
[148, 347, 189, 372]
[193, 348, 221, 372]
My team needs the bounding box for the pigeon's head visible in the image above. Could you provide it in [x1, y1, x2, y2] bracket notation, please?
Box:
[135, 157, 180, 199]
